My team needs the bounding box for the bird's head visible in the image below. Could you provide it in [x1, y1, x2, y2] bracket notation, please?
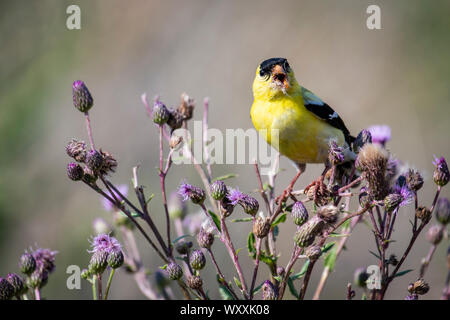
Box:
[253, 57, 298, 100]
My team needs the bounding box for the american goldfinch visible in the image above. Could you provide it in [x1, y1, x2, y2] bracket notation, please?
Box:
[251, 57, 354, 199]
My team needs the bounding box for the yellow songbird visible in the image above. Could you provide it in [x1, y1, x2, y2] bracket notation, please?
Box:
[251, 57, 354, 197]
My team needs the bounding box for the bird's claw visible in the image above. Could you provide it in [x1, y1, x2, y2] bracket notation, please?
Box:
[304, 177, 328, 205]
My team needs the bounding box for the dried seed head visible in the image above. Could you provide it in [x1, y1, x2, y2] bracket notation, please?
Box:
[426, 224, 443, 245]
[356, 143, 389, 200]
[210, 180, 227, 201]
[107, 249, 124, 269]
[99, 149, 117, 175]
[291, 201, 309, 226]
[262, 280, 278, 300]
[305, 245, 322, 261]
[67, 162, 84, 181]
[416, 206, 432, 223]
[410, 279, 430, 295]
[306, 186, 331, 206]
[435, 197, 450, 225]
[353, 129, 372, 153]
[72, 80, 93, 113]
[433, 156, 449, 187]
[166, 262, 183, 280]
[175, 240, 193, 255]
[66, 139, 87, 162]
[85, 149, 104, 173]
[82, 166, 98, 184]
[186, 275, 203, 290]
[152, 101, 170, 125]
[167, 109, 184, 131]
[178, 93, 195, 120]
[19, 253, 36, 275]
[253, 215, 271, 238]
[317, 205, 339, 224]
[189, 250, 206, 270]
[406, 169, 424, 192]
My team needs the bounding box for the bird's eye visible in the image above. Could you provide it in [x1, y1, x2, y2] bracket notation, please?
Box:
[259, 69, 270, 81]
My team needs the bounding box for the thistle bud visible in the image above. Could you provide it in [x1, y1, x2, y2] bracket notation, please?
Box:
[67, 162, 84, 181]
[175, 240, 193, 255]
[384, 193, 403, 212]
[0, 277, 14, 300]
[189, 250, 206, 270]
[210, 180, 227, 200]
[168, 192, 187, 220]
[294, 216, 324, 247]
[187, 275, 203, 290]
[240, 195, 259, 216]
[197, 226, 215, 249]
[167, 109, 184, 131]
[406, 169, 424, 192]
[410, 279, 429, 295]
[219, 197, 235, 217]
[107, 249, 124, 269]
[82, 167, 98, 184]
[356, 144, 389, 200]
[253, 214, 271, 238]
[72, 80, 93, 113]
[166, 262, 183, 280]
[6, 273, 26, 297]
[317, 205, 339, 224]
[178, 183, 206, 205]
[328, 140, 345, 165]
[435, 198, 450, 225]
[152, 101, 170, 125]
[262, 280, 278, 300]
[416, 206, 432, 223]
[66, 139, 87, 162]
[426, 224, 443, 245]
[178, 93, 195, 121]
[89, 250, 109, 274]
[433, 156, 449, 187]
[81, 269, 90, 280]
[276, 267, 285, 277]
[305, 245, 322, 261]
[27, 270, 48, 289]
[353, 129, 372, 153]
[291, 201, 308, 226]
[354, 267, 369, 288]
[19, 253, 36, 275]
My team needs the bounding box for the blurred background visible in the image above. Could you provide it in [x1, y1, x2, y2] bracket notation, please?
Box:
[0, 0, 449, 300]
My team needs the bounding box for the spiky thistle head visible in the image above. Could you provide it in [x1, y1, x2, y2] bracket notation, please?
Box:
[72, 80, 93, 113]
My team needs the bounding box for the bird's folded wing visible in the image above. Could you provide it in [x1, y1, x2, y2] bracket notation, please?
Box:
[301, 86, 352, 143]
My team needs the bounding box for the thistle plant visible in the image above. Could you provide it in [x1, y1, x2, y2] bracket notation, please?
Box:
[3, 80, 446, 300]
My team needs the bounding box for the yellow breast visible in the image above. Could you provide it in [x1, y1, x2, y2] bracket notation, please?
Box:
[251, 94, 345, 164]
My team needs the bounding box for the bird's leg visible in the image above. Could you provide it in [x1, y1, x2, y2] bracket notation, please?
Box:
[304, 165, 330, 205]
[275, 164, 305, 204]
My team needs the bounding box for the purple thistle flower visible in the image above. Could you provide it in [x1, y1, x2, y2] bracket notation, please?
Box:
[227, 187, 245, 206]
[368, 125, 391, 146]
[178, 182, 205, 204]
[32, 247, 58, 274]
[89, 234, 121, 254]
[101, 184, 128, 211]
[393, 179, 414, 207]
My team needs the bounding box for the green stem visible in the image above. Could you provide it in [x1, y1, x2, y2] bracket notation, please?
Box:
[92, 275, 98, 300]
[104, 269, 116, 300]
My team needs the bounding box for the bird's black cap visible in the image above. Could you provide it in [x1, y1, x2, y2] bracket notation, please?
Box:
[259, 57, 290, 78]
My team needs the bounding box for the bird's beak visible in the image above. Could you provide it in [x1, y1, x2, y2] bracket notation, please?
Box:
[271, 65, 290, 91]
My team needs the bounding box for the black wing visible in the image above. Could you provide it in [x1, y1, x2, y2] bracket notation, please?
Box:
[301, 87, 354, 145]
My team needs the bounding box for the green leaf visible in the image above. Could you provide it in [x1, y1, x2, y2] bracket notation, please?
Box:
[340, 218, 351, 230]
[328, 233, 350, 238]
[247, 232, 256, 254]
[145, 193, 155, 205]
[219, 286, 234, 300]
[172, 234, 191, 244]
[159, 264, 168, 270]
[118, 211, 141, 218]
[287, 277, 299, 299]
[273, 275, 282, 282]
[252, 281, 264, 294]
[321, 242, 336, 253]
[259, 253, 276, 267]
[392, 269, 414, 278]
[271, 213, 287, 227]
[368, 250, 381, 260]
[231, 218, 253, 223]
[236, 248, 243, 255]
[233, 277, 242, 290]
[208, 210, 222, 232]
[212, 174, 238, 182]
[290, 263, 309, 281]
[324, 246, 338, 272]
